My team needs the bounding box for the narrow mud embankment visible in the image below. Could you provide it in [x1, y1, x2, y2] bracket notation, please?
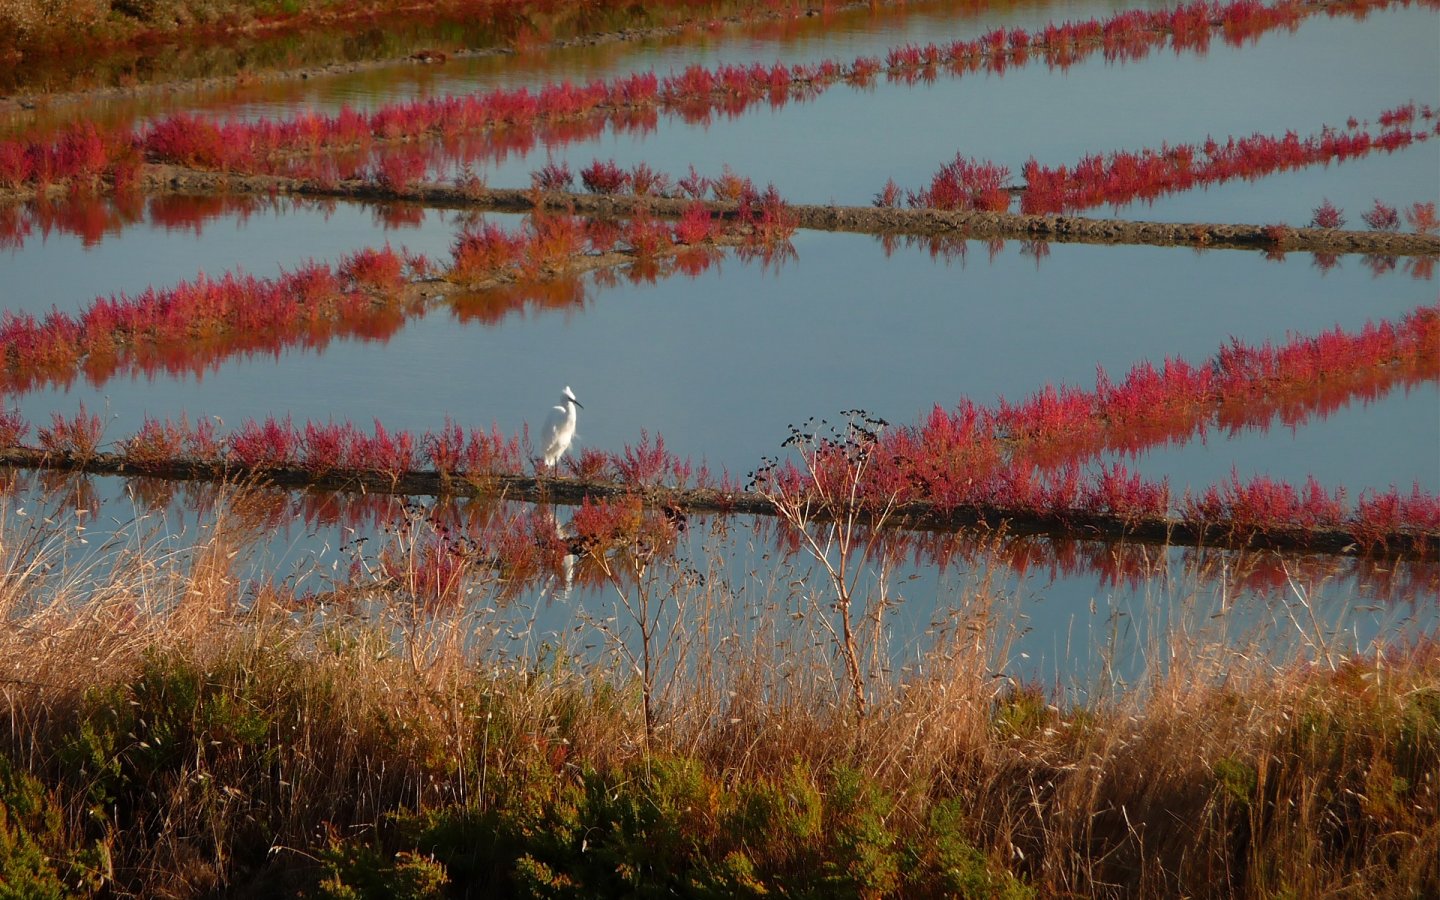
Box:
[3, 448, 1434, 560]
[138, 165, 1440, 255]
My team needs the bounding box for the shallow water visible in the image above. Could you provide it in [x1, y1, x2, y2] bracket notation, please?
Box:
[412, 5, 1438, 221]
[1107, 381, 1440, 498]
[4, 471, 1433, 698]
[1088, 139, 1440, 226]
[3, 8, 1432, 326]
[11, 2, 1431, 232]
[11, 231, 1436, 497]
[1, 196, 470, 316]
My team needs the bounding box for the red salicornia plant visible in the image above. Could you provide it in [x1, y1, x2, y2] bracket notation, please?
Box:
[1404, 201, 1438, 234]
[1310, 198, 1346, 229]
[1362, 199, 1401, 231]
[1010, 108, 1430, 215]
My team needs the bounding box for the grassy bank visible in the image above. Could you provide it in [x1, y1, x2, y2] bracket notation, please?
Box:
[0, 490, 1436, 898]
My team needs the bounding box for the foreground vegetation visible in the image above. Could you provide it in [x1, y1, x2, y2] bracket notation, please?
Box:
[0, 489, 1435, 898]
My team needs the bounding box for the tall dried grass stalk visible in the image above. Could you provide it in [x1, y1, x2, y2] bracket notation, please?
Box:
[0, 483, 1434, 897]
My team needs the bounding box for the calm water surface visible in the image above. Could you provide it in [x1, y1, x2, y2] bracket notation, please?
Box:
[4, 7, 1431, 321]
[2, 197, 467, 316]
[10, 1, 1430, 230]
[5, 472, 1433, 695]
[415, 6, 1438, 221]
[11, 231, 1436, 496]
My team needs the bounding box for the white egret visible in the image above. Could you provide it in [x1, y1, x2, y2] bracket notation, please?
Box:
[540, 385, 583, 467]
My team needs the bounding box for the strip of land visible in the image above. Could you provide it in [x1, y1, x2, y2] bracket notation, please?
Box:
[3, 447, 1434, 559]
[139, 167, 1440, 255]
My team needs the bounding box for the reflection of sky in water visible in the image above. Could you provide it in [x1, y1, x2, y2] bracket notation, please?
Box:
[1085, 145, 1440, 227]
[422, 6, 1438, 218]
[8, 4, 1429, 232]
[6, 473, 1434, 700]
[13, 231, 1436, 496]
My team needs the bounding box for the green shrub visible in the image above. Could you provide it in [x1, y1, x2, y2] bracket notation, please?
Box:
[908, 798, 1032, 899]
[0, 752, 109, 897]
[991, 684, 1053, 738]
[0, 754, 69, 900]
[1213, 757, 1258, 808]
[820, 766, 900, 899]
[316, 840, 449, 900]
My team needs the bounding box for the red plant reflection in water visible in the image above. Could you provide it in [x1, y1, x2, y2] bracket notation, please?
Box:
[449, 278, 589, 325]
[848, 306, 1439, 510]
[0, 249, 419, 394]
[0, 193, 399, 252]
[0, 202, 751, 395]
[10, 457, 1429, 610]
[1013, 109, 1434, 215]
[2, 307, 1434, 558]
[880, 232, 1437, 282]
[762, 309, 1440, 541]
[890, 526, 1439, 604]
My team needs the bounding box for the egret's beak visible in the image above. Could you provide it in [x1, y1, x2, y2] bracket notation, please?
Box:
[572, 398, 584, 409]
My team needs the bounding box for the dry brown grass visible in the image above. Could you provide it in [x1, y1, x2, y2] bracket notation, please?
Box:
[0, 484, 1435, 897]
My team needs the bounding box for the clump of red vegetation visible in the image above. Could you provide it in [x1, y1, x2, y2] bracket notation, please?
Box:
[1005, 105, 1431, 215]
[36, 403, 105, 460]
[1361, 199, 1402, 232]
[580, 159, 630, 194]
[340, 244, 407, 290]
[2, 189, 791, 396]
[0, 249, 410, 394]
[1310, 198, 1346, 229]
[673, 201, 716, 244]
[736, 182, 799, 243]
[0, 122, 124, 191]
[0, 402, 727, 494]
[623, 213, 674, 258]
[118, 416, 190, 469]
[530, 159, 574, 192]
[761, 307, 1440, 548]
[423, 417, 523, 480]
[450, 222, 527, 285]
[1404, 201, 1439, 234]
[0, 406, 30, 446]
[907, 155, 1012, 212]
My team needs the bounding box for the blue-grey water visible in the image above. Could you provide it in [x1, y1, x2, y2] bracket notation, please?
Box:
[420, 5, 1438, 223]
[4, 472, 1433, 701]
[10, 230, 1437, 496]
[2, 0, 1435, 692]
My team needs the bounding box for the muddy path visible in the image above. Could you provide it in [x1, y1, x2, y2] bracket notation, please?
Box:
[2, 448, 1434, 560]
[137, 166, 1440, 256]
